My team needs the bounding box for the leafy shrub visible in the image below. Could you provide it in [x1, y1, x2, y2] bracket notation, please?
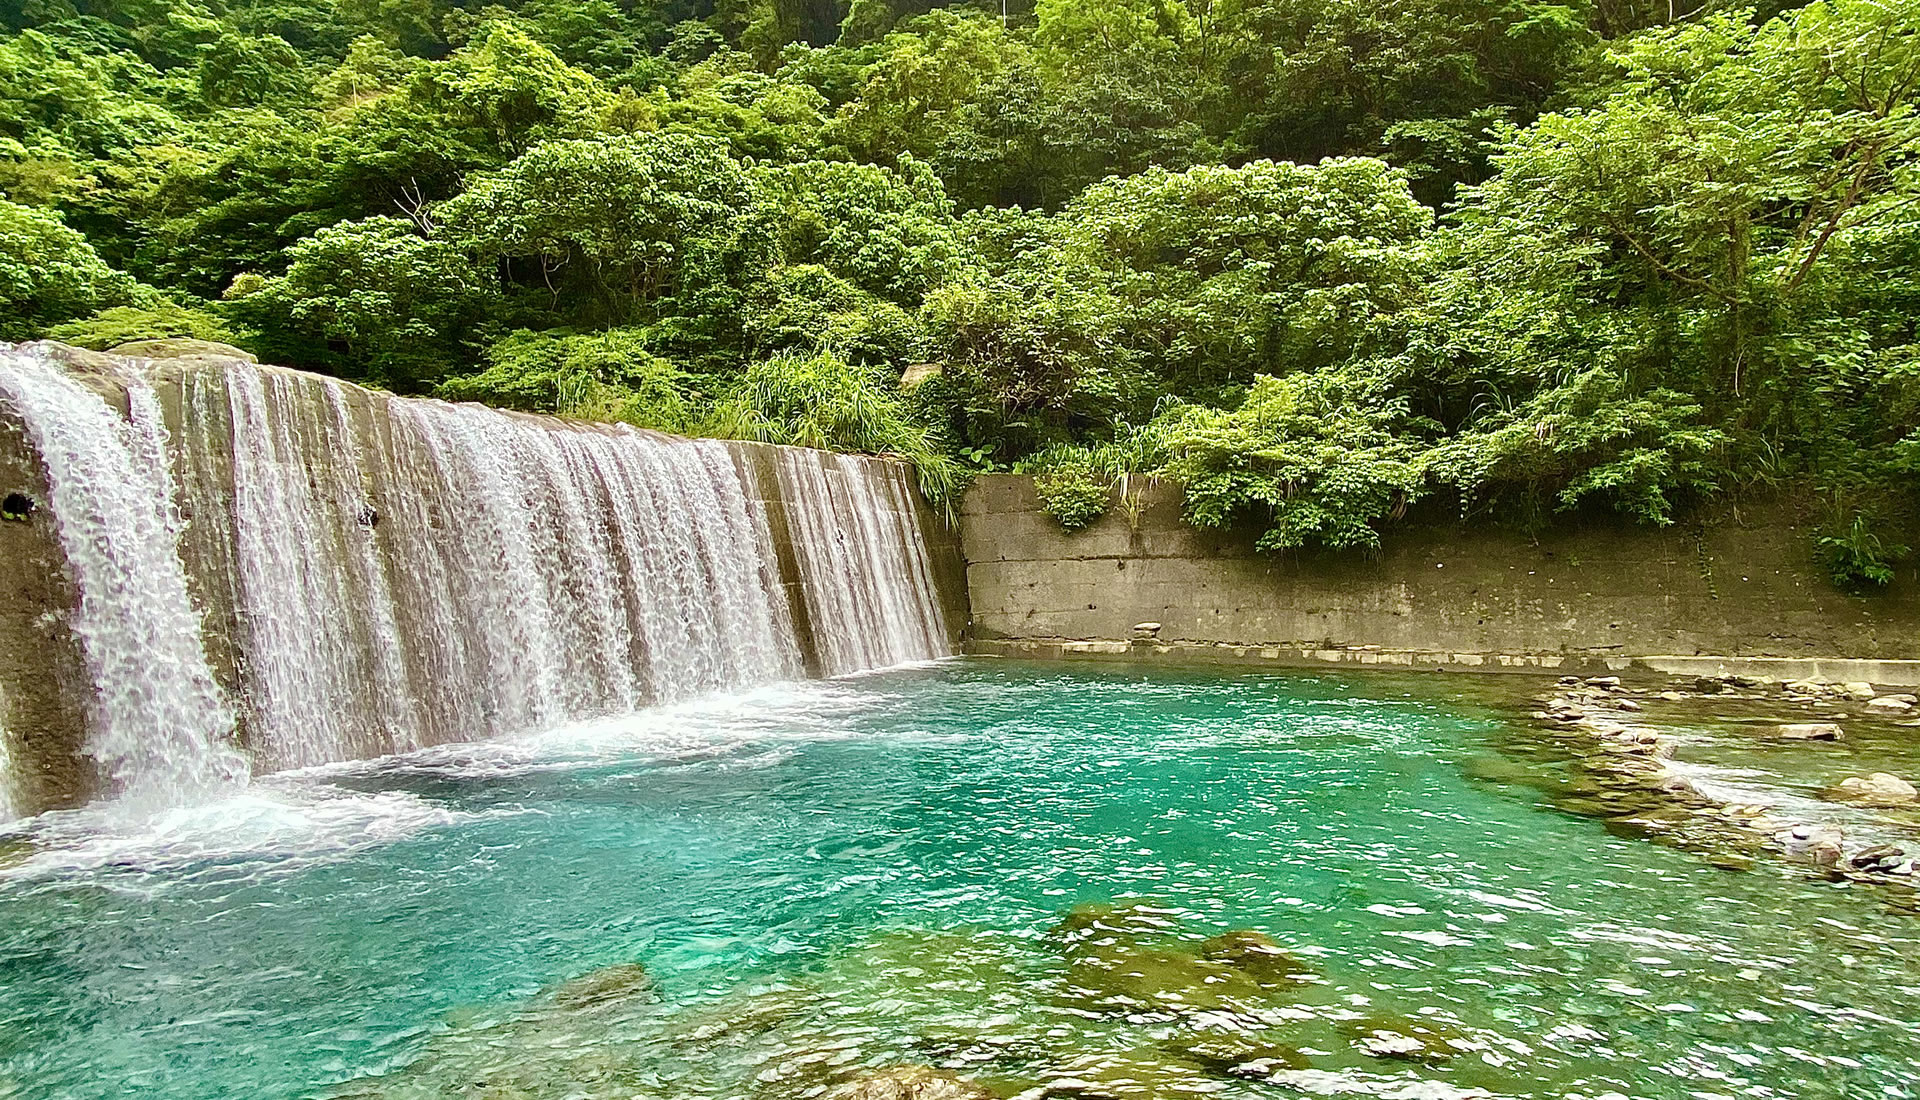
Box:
[439, 328, 690, 431]
[753, 157, 960, 303]
[705, 349, 964, 505]
[1025, 453, 1111, 529]
[746, 265, 928, 368]
[1817, 514, 1911, 592]
[1016, 424, 1173, 529]
[47, 302, 236, 349]
[1157, 371, 1428, 552]
[1423, 369, 1725, 528]
[227, 217, 495, 389]
[1031, 468, 1110, 529]
[0, 199, 138, 340]
[437, 133, 766, 327]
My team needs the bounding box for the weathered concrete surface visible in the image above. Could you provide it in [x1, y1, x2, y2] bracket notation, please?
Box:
[0, 381, 94, 811]
[961, 474, 1920, 673]
[969, 639, 1920, 687]
[730, 444, 969, 677]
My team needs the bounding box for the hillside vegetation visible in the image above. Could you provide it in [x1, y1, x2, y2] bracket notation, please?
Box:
[4, 0, 1917, 584]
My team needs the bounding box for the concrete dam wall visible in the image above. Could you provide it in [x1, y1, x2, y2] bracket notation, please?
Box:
[959, 474, 1920, 680]
[0, 342, 967, 817]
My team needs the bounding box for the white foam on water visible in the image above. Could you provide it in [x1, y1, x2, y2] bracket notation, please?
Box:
[0, 782, 497, 886]
[0, 676, 906, 886]
[293, 678, 883, 783]
[1266, 1069, 1501, 1099]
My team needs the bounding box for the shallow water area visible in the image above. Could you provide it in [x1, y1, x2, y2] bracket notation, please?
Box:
[4, 661, 1920, 1099]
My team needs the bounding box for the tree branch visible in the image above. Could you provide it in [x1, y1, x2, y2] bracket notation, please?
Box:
[1599, 213, 1737, 303]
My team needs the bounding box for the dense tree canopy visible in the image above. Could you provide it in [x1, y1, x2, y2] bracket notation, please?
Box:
[3, 0, 1916, 584]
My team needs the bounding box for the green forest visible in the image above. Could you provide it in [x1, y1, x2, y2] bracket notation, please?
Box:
[3, 0, 1917, 584]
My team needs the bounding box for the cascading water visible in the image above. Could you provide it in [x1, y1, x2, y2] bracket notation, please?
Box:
[176, 363, 420, 770]
[0, 700, 15, 823]
[0, 344, 953, 815]
[361, 395, 805, 753]
[0, 348, 246, 813]
[771, 448, 949, 675]
[177, 362, 813, 767]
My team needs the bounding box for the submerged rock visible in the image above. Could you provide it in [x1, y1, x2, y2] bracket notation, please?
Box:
[1825, 773, 1920, 807]
[1775, 723, 1844, 741]
[1867, 696, 1917, 713]
[1063, 938, 1272, 1017]
[1053, 900, 1183, 943]
[828, 1066, 994, 1100]
[1010, 1050, 1222, 1100]
[1051, 905, 1312, 1022]
[1197, 930, 1315, 988]
[1778, 824, 1846, 866]
[1342, 1013, 1475, 1064]
[334, 962, 669, 1097]
[1850, 844, 1906, 871]
[550, 962, 657, 1010]
[1162, 1027, 1311, 1076]
[0, 835, 34, 870]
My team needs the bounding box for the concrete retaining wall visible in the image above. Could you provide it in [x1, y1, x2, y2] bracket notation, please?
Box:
[959, 474, 1920, 676]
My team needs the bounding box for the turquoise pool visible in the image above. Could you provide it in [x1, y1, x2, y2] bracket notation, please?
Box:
[1, 661, 1914, 1098]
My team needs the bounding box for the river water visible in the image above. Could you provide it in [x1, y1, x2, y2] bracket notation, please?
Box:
[0, 661, 1915, 1099]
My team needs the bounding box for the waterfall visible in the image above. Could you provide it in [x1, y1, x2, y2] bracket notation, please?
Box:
[0, 344, 954, 814]
[172, 364, 811, 769]
[361, 396, 804, 753]
[0, 348, 246, 813]
[771, 449, 949, 675]
[175, 364, 420, 770]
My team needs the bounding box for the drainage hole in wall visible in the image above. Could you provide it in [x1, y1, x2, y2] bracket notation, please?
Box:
[1, 492, 34, 520]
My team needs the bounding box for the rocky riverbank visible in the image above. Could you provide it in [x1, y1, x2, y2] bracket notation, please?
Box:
[1508, 673, 1920, 899]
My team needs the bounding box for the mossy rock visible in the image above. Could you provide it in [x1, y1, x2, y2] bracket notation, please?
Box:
[832, 927, 1041, 1001]
[548, 961, 657, 1010]
[1196, 930, 1315, 988]
[0, 835, 35, 871]
[329, 964, 666, 1096]
[1051, 906, 1312, 1021]
[824, 1065, 994, 1100]
[1061, 939, 1277, 1018]
[654, 982, 817, 1051]
[1160, 1025, 1310, 1076]
[1015, 1050, 1220, 1100]
[1340, 1012, 1476, 1064]
[1051, 900, 1182, 946]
